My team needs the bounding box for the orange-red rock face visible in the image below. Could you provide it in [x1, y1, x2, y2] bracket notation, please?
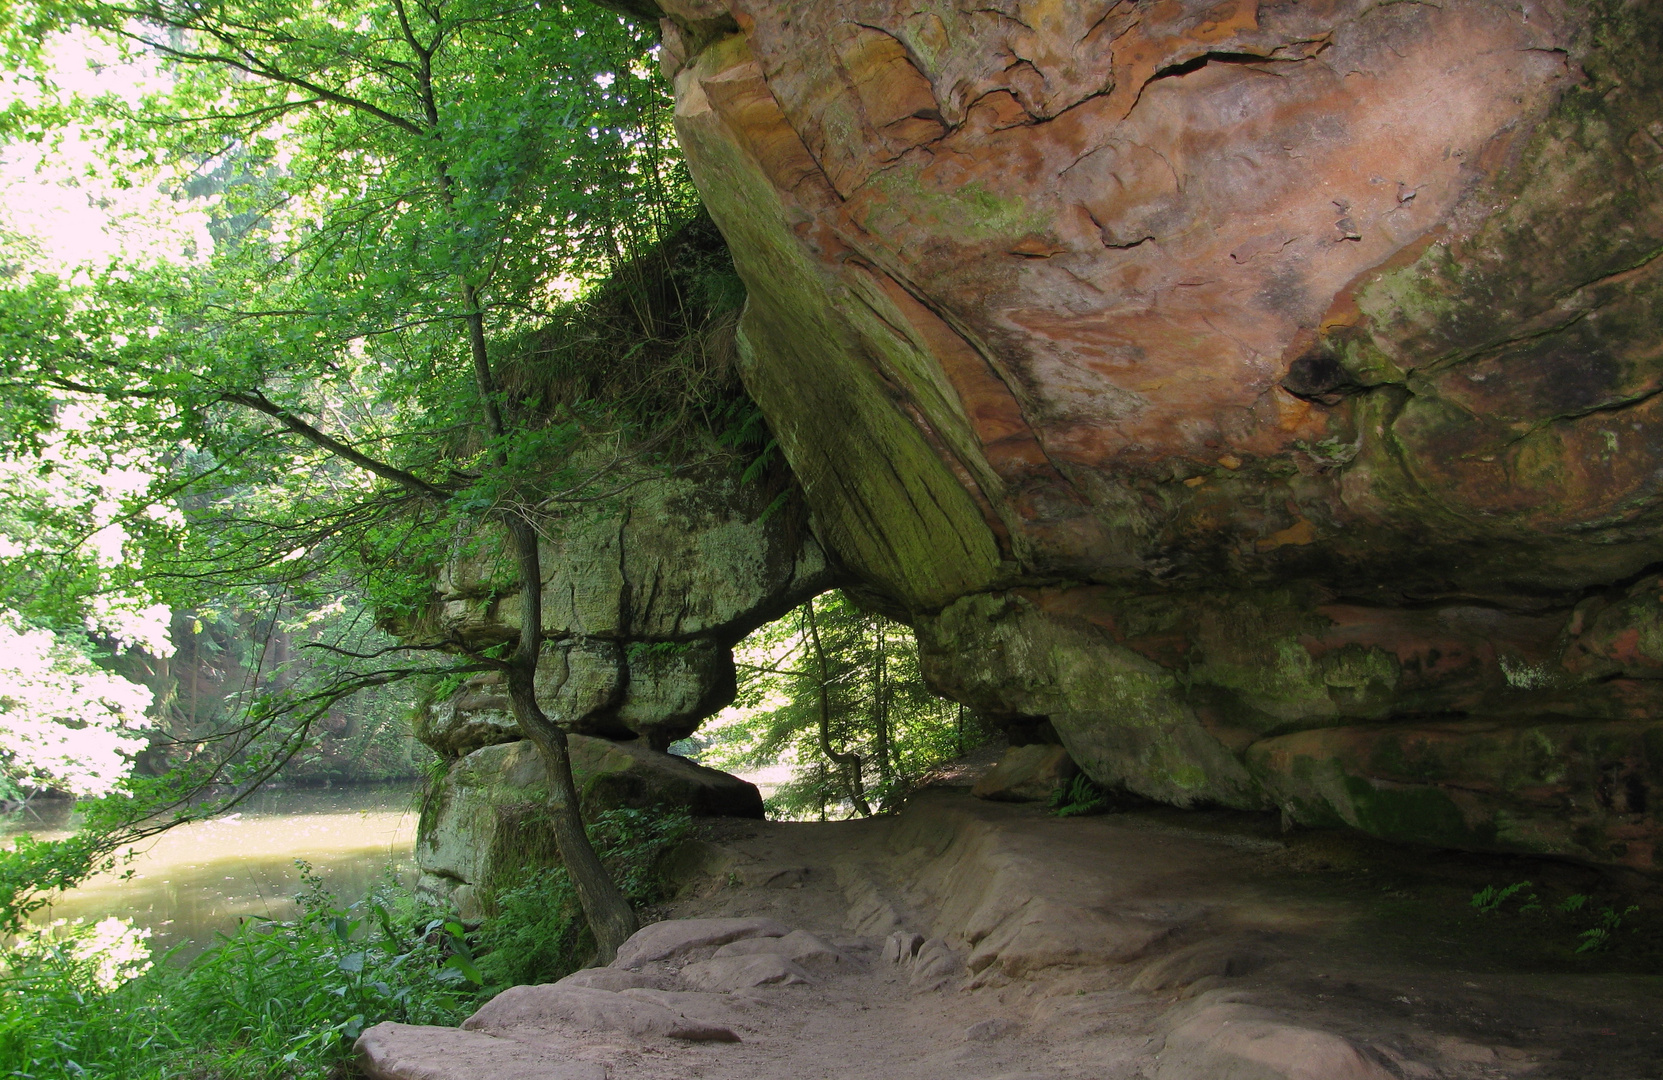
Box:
[661, 0, 1663, 867]
[666, 0, 1662, 601]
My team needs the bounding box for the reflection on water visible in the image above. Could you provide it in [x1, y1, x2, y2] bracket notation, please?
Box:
[0, 783, 419, 959]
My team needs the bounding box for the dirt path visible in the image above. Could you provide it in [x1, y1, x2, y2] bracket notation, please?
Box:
[360, 789, 1663, 1080]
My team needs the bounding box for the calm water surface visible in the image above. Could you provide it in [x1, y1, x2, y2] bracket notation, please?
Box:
[0, 783, 418, 958]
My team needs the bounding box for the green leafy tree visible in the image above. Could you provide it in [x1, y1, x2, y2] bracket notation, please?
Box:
[702, 592, 985, 819]
[0, 0, 708, 956]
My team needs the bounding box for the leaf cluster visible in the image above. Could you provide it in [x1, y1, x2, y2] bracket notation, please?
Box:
[700, 593, 992, 819]
[0, 865, 473, 1078]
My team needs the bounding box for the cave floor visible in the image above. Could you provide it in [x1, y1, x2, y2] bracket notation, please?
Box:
[363, 787, 1662, 1080]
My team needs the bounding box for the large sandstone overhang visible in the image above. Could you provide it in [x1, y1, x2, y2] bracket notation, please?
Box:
[658, 0, 1663, 870]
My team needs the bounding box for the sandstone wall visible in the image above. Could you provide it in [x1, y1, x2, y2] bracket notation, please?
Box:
[417, 461, 833, 753]
[411, 459, 831, 901]
[657, 0, 1663, 869]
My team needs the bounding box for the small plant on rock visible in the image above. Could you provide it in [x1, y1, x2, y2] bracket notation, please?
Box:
[1575, 905, 1639, 954]
[1050, 776, 1112, 818]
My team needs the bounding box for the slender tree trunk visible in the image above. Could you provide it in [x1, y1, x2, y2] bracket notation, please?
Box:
[873, 621, 890, 789]
[806, 597, 871, 817]
[500, 515, 639, 960]
[461, 288, 637, 961]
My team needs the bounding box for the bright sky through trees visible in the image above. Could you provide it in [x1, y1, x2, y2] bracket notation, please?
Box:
[0, 33, 209, 275]
[0, 32, 194, 798]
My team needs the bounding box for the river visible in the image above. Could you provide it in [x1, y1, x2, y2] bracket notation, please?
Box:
[0, 783, 419, 959]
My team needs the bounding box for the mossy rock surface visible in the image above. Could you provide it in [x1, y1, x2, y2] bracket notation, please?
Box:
[416, 735, 762, 892]
[918, 587, 1663, 870]
[1248, 719, 1661, 871]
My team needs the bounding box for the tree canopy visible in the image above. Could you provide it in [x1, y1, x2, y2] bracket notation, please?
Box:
[0, 0, 727, 952]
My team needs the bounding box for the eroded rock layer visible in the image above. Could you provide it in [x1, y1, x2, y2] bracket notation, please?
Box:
[660, 0, 1663, 867]
[417, 459, 832, 753]
[411, 458, 827, 903]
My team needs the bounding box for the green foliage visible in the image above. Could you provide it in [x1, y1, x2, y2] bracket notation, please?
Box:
[624, 640, 696, 664]
[701, 592, 991, 819]
[0, 863, 473, 1079]
[495, 213, 756, 455]
[0, 801, 689, 1079]
[1575, 904, 1639, 954]
[0, 0, 699, 628]
[0, 0, 754, 929]
[1049, 775, 1111, 818]
[474, 805, 690, 991]
[1467, 881, 1648, 956]
[1470, 880, 1536, 915]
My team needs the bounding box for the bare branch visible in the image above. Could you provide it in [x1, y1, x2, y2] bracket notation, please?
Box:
[220, 390, 453, 499]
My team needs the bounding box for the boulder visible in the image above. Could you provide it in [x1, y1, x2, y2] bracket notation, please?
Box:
[882, 931, 923, 964]
[554, 967, 667, 992]
[918, 587, 1663, 867]
[407, 452, 833, 890]
[462, 984, 739, 1042]
[416, 737, 763, 894]
[430, 461, 832, 648]
[617, 988, 761, 1025]
[668, 0, 1663, 608]
[1131, 942, 1271, 995]
[971, 744, 1079, 803]
[416, 640, 624, 756]
[613, 916, 791, 968]
[714, 929, 847, 970]
[663, 0, 1663, 866]
[615, 639, 738, 749]
[1155, 1003, 1395, 1080]
[910, 938, 965, 989]
[1248, 720, 1662, 869]
[356, 1023, 607, 1080]
[679, 954, 812, 992]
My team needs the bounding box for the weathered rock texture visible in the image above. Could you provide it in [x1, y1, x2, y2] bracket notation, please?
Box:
[413, 460, 830, 900]
[419, 461, 832, 752]
[661, 0, 1663, 869]
[969, 742, 1079, 803]
[417, 735, 766, 904]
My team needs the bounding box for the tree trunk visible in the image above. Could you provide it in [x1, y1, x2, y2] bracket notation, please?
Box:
[873, 621, 890, 788]
[460, 281, 636, 961]
[806, 596, 871, 817]
[501, 514, 639, 961]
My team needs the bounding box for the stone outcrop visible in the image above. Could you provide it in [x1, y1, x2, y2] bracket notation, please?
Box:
[418, 460, 832, 752]
[658, 0, 1663, 870]
[412, 458, 828, 904]
[969, 743, 1079, 803]
[417, 736, 766, 909]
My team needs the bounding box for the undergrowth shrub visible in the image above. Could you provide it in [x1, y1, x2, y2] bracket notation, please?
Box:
[0, 806, 691, 1079]
[0, 864, 472, 1080]
[476, 805, 691, 992]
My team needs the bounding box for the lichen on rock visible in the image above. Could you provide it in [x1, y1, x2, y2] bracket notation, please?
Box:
[412, 451, 832, 899]
[659, 0, 1663, 869]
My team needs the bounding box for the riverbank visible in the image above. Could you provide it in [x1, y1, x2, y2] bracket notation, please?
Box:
[0, 782, 419, 957]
